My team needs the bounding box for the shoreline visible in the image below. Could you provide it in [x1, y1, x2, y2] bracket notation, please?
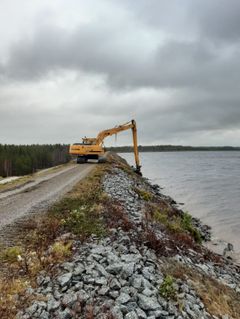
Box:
[1, 152, 240, 319]
[147, 178, 240, 265]
[171, 194, 240, 265]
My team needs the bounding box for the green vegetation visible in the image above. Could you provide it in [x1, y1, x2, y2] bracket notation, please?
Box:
[62, 205, 106, 238]
[153, 210, 202, 243]
[51, 241, 72, 260]
[181, 212, 202, 243]
[159, 275, 176, 299]
[134, 187, 153, 201]
[0, 144, 70, 177]
[0, 246, 22, 263]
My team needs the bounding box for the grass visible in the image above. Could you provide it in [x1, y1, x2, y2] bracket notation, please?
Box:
[153, 208, 202, 243]
[0, 175, 33, 192]
[159, 275, 176, 300]
[0, 277, 31, 317]
[134, 187, 153, 201]
[165, 262, 240, 319]
[0, 246, 23, 263]
[61, 206, 106, 239]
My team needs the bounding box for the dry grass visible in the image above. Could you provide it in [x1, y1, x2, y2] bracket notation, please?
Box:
[0, 277, 31, 319]
[165, 262, 240, 318]
[0, 175, 33, 192]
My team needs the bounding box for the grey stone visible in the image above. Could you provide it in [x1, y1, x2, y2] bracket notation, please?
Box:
[126, 302, 139, 312]
[142, 268, 153, 280]
[37, 275, 45, 286]
[91, 246, 106, 255]
[141, 278, 152, 289]
[138, 294, 160, 311]
[106, 263, 123, 274]
[119, 236, 131, 245]
[120, 286, 131, 294]
[119, 278, 128, 287]
[111, 305, 124, 319]
[61, 262, 74, 272]
[98, 286, 110, 295]
[95, 263, 109, 277]
[149, 310, 168, 318]
[53, 290, 62, 300]
[167, 303, 178, 315]
[109, 290, 119, 299]
[131, 275, 143, 290]
[57, 273, 72, 287]
[41, 287, 52, 295]
[125, 311, 138, 319]
[95, 277, 108, 286]
[39, 310, 49, 319]
[47, 298, 60, 311]
[185, 304, 197, 318]
[62, 292, 77, 307]
[56, 308, 72, 319]
[116, 292, 131, 304]
[25, 303, 38, 316]
[35, 301, 47, 310]
[186, 293, 197, 304]
[122, 263, 135, 278]
[83, 275, 95, 284]
[73, 264, 85, 275]
[121, 254, 139, 263]
[76, 290, 90, 302]
[110, 278, 122, 290]
[196, 263, 209, 273]
[142, 288, 154, 297]
[181, 284, 189, 293]
[135, 308, 147, 319]
[107, 251, 120, 263]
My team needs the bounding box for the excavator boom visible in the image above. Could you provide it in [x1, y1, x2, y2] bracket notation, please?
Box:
[69, 119, 141, 174]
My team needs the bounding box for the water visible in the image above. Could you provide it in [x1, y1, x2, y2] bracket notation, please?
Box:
[121, 151, 240, 252]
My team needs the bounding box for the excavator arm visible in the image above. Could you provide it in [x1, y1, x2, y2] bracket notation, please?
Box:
[95, 120, 141, 174]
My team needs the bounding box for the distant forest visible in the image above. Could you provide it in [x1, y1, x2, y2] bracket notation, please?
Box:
[107, 145, 240, 153]
[0, 144, 70, 177]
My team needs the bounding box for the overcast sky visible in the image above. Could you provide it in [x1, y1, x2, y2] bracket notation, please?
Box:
[1, 0, 240, 146]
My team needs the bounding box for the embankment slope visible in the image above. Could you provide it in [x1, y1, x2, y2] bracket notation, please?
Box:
[0, 153, 239, 319]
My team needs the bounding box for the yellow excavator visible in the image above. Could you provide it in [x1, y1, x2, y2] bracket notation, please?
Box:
[69, 119, 141, 174]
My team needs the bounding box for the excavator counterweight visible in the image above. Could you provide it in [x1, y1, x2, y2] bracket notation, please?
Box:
[69, 120, 141, 174]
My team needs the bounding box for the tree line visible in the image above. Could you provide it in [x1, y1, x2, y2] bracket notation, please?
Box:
[0, 144, 71, 177]
[107, 145, 240, 153]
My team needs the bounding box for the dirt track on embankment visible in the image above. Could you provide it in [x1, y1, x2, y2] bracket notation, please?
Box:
[0, 163, 95, 244]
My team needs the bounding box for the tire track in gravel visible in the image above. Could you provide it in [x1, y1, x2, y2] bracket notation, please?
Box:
[0, 163, 95, 245]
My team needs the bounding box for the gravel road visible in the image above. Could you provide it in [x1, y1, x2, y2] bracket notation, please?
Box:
[0, 163, 95, 234]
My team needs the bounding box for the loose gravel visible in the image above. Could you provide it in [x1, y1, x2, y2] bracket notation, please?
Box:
[0, 164, 94, 244]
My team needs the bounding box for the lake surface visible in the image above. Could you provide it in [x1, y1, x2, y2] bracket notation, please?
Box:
[121, 151, 240, 252]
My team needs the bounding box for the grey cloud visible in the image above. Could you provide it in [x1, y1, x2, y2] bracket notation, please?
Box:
[192, 0, 240, 42]
[1, 0, 240, 146]
[4, 23, 240, 94]
[125, 0, 240, 42]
